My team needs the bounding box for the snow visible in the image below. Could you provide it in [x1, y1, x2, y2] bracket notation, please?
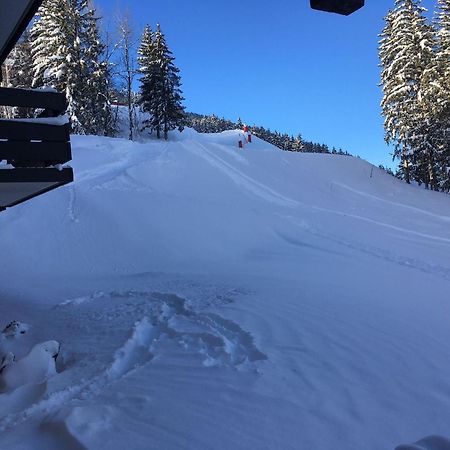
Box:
[396, 435, 450, 450]
[0, 321, 30, 361]
[0, 128, 449, 449]
[0, 341, 60, 392]
[2, 115, 69, 126]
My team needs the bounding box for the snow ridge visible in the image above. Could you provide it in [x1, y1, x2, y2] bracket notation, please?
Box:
[0, 291, 266, 433]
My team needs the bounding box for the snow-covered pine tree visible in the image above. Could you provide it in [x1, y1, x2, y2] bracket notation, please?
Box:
[83, 8, 114, 136]
[0, 31, 34, 118]
[292, 134, 304, 152]
[29, 0, 63, 90]
[137, 25, 157, 136]
[147, 24, 185, 140]
[31, 0, 84, 132]
[30, 0, 111, 135]
[9, 31, 34, 91]
[431, 0, 450, 191]
[409, 0, 450, 190]
[379, 0, 434, 184]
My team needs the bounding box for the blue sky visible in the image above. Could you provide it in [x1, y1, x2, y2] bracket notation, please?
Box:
[95, 0, 436, 168]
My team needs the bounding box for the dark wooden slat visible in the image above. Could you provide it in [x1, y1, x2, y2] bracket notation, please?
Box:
[0, 167, 73, 183]
[0, 120, 70, 142]
[0, 87, 67, 112]
[0, 0, 44, 67]
[0, 167, 73, 208]
[0, 141, 72, 163]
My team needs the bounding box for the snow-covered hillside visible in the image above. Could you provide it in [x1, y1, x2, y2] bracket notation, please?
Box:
[0, 129, 450, 449]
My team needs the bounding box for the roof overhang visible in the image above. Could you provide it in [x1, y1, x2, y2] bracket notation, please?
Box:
[0, 0, 44, 67]
[0, 168, 73, 210]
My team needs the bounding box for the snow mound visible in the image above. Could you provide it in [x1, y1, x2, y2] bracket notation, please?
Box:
[0, 322, 31, 361]
[396, 436, 450, 450]
[0, 341, 60, 392]
[0, 129, 449, 449]
[0, 128, 448, 287]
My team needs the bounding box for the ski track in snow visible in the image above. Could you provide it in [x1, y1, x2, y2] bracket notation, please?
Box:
[0, 292, 266, 432]
[312, 205, 450, 245]
[189, 140, 450, 245]
[74, 141, 169, 188]
[68, 187, 78, 223]
[2, 131, 450, 449]
[333, 182, 450, 223]
[287, 216, 450, 281]
[187, 141, 299, 208]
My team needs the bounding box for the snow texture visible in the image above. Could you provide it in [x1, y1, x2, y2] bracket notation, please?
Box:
[0, 322, 30, 362]
[0, 341, 60, 392]
[396, 435, 450, 450]
[0, 128, 449, 449]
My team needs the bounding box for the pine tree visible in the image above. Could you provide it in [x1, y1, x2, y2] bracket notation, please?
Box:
[83, 8, 114, 136]
[138, 24, 185, 140]
[431, 0, 450, 191]
[292, 134, 304, 152]
[30, 0, 112, 135]
[9, 31, 34, 90]
[30, 0, 67, 89]
[31, 0, 84, 132]
[137, 25, 157, 136]
[0, 32, 34, 118]
[379, 0, 434, 184]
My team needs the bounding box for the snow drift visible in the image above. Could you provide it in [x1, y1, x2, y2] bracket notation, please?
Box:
[0, 129, 449, 449]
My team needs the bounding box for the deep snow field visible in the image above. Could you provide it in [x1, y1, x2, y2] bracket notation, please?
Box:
[0, 128, 450, 449]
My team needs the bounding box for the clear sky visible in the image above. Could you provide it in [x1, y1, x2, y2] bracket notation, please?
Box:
[95, 0, 436, 168]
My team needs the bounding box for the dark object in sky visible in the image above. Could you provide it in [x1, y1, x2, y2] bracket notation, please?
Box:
[310, 0, 365, 15]
[0, 0, 73, 212]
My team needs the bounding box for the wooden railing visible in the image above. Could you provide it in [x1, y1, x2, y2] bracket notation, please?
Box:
[0, 87, 73, 211]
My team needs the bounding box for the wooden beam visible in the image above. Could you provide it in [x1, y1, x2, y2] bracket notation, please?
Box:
[0, 167, 73, 208]
[0, 87, 67, 113]
[0, 167, 73, 183]
[0, 120, 70, 142]
[0, 141, 72, 164]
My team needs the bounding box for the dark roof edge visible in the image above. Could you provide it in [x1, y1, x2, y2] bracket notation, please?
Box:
[0, 0, 44, 67]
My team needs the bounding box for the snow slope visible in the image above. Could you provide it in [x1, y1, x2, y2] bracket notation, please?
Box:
[0, 129, 450, 449]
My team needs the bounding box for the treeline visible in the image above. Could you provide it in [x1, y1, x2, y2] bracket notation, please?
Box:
[0, 0, 185, 140]
[379, 0, 450, 192]
[185, 113, 353, 156]
[2, 0, 114, 136]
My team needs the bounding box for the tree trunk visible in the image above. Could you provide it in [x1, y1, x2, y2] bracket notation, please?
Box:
[403, 156, 411, 184]
[117, 13, 135, 141]
[428, 152, 437, 191]
[126, 46, 133, 141]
